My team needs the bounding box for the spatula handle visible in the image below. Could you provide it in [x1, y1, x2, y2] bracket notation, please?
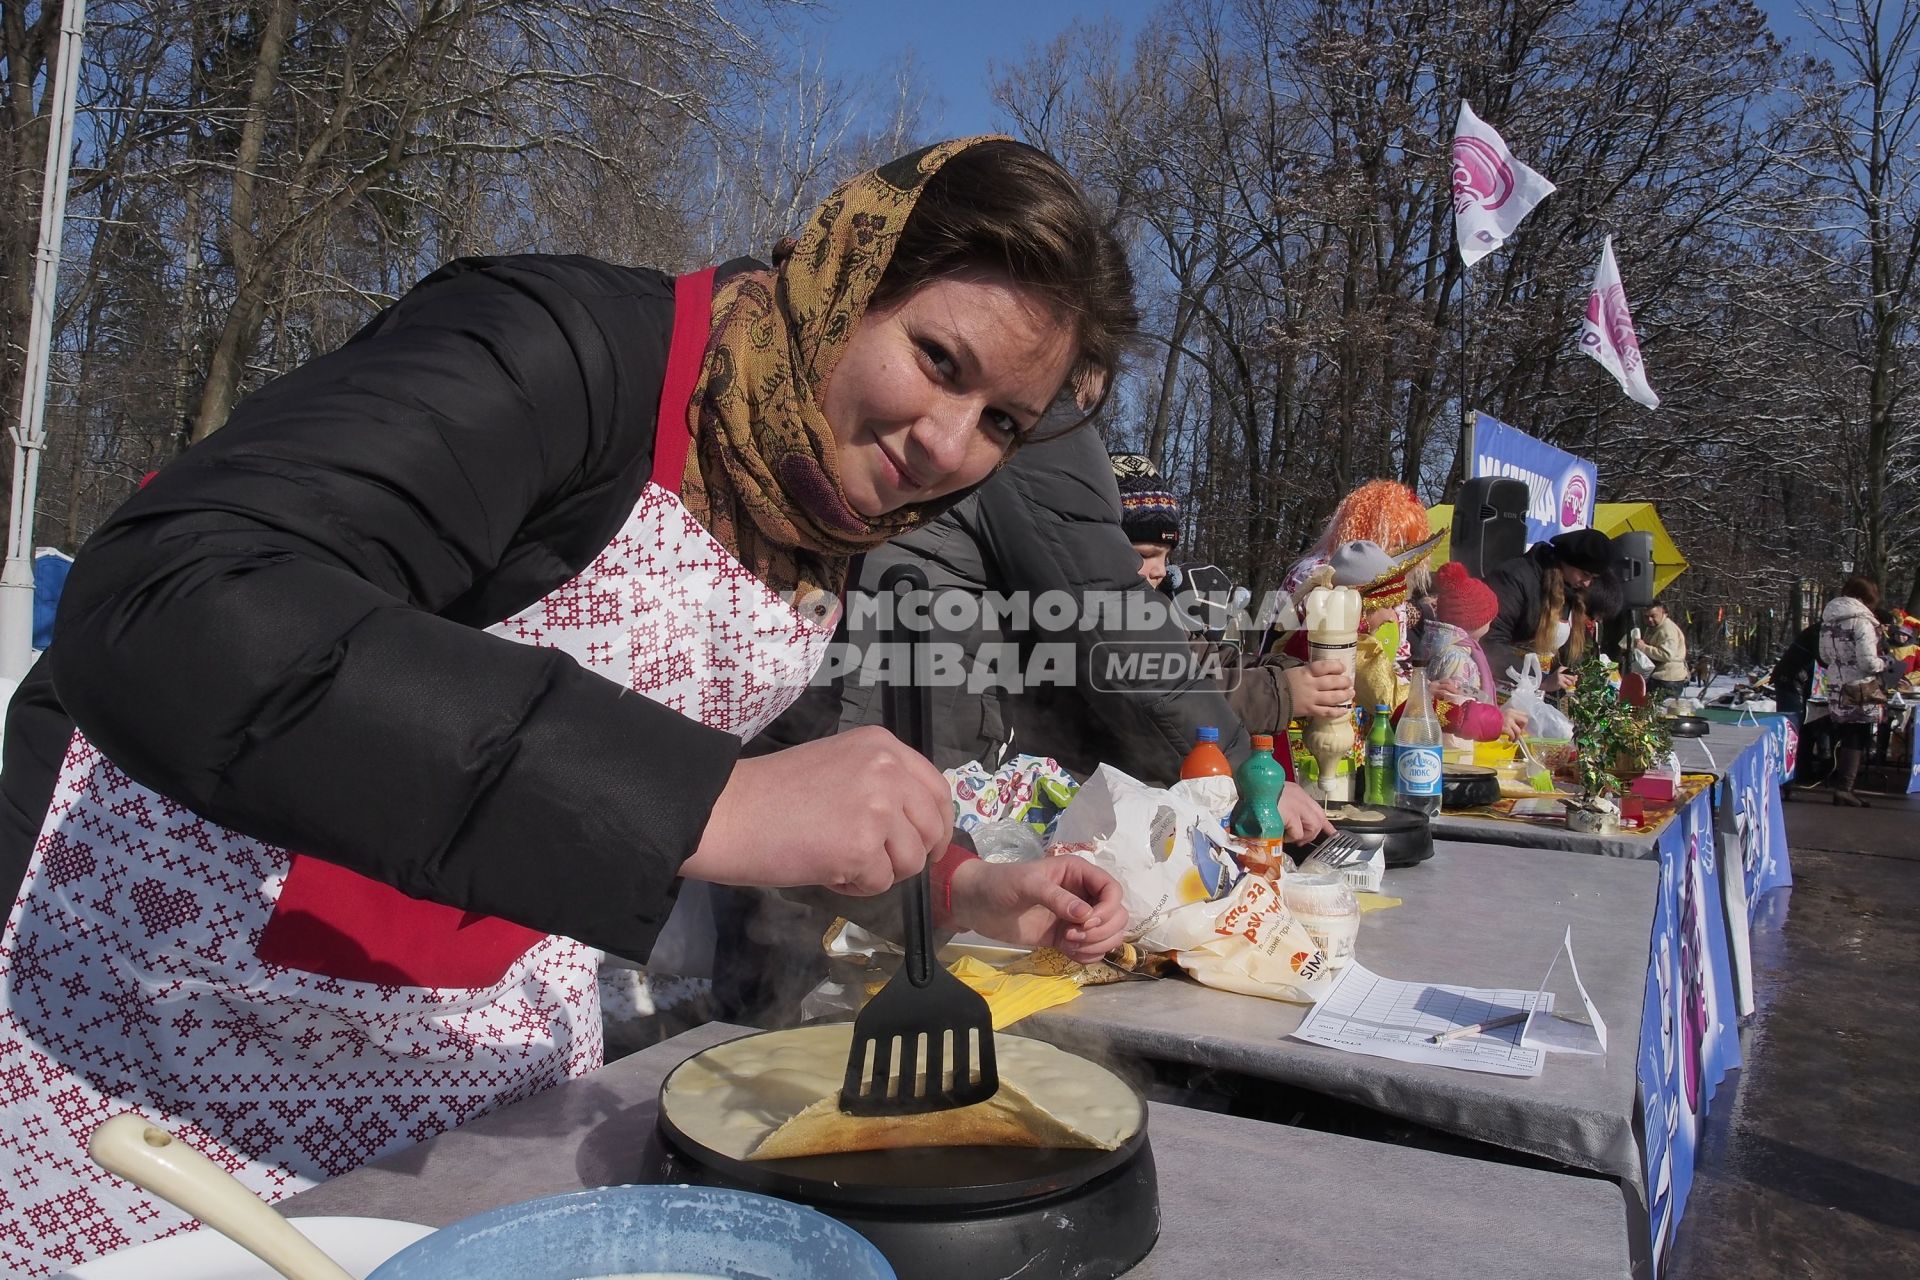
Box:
[878, 564, 938, 989]
[902, 863, 937, 986]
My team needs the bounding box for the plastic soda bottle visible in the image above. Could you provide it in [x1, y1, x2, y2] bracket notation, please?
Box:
[1363, 704, 1397, 806]
[1394, 672, 1443, 816]
[1180, 726, 1235, 780]
[1230, 734, 1288, 839]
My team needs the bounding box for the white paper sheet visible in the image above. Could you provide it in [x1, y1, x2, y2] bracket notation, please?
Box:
[1523, 926, 1610, 1055]
[1291, 962, 1550, 1077]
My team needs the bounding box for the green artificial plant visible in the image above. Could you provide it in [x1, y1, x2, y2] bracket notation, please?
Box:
[1562, 654, 1674, 807]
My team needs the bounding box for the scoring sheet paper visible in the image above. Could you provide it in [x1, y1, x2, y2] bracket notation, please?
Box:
[1291, 962, 1551, 1077]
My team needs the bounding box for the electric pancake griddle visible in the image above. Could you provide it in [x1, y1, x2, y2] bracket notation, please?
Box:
[1318, 801, 1435, 867]
[643, 1031, 1161, 1280]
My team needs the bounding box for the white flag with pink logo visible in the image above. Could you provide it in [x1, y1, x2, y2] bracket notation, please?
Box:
[1453, 101, 1555, 267]
[1579, 236, 1660, 408]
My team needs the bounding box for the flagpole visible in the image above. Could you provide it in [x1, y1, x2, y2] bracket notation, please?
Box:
[1457, 235, 1471, 485]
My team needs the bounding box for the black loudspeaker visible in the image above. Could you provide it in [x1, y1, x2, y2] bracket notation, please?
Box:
[1616, 531, 1656, 608]
[1451, 477, 1529, 578]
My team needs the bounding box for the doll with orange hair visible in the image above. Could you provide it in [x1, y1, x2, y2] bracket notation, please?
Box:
[1281, 480, 1436, 596]
[1276, 481, 1439, 693]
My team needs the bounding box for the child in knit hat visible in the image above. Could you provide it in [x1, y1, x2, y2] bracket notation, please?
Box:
[1111, 453, 1181, 588]
[1424, 561, 1529, 742]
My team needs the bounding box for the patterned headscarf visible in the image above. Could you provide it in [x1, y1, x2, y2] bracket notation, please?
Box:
[682, 136, 1012, 604]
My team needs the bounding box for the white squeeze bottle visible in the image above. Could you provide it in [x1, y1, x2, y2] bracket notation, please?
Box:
[1394, 668, 1444, 816]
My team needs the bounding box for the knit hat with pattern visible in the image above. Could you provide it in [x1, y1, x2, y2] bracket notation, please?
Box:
[1111, 453, 1180, 547]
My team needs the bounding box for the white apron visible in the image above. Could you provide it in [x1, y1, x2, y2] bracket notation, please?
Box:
[0, 268, 832, 1276]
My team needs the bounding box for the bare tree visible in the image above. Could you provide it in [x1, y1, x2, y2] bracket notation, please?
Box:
[1793, 0, 1920, 603]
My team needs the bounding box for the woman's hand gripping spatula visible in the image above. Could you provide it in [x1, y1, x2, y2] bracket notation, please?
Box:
[839, 564, 999, 1116]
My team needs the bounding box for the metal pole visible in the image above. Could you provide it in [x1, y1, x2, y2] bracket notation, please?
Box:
[1456, 236, 1477, 492]
[2, 0, 88, 679]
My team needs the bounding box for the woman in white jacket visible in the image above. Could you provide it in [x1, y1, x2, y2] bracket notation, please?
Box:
[1819, 575, 1888, 806]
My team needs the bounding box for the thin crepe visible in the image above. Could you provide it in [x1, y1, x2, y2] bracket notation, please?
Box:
[659, 1024, 1140, 1164]
[752, 1080, 1105, 1160]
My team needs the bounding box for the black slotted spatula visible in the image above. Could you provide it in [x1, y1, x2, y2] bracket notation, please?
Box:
[839, 564, 999, 1116]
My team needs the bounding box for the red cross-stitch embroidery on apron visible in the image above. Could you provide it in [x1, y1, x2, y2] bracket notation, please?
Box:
[0, 267, 834, 1277]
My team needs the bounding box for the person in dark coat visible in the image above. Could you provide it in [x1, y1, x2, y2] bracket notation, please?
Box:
[0, 138, 1141, 1275]
[1771, 621, 1822, 714]
[1482, 528, 1618, 691]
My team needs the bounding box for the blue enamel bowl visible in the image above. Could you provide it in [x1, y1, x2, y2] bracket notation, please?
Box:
[364, 1184, 895, 1280]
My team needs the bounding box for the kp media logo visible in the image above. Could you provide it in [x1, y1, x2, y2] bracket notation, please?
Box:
[1559, 467, 1592, 529]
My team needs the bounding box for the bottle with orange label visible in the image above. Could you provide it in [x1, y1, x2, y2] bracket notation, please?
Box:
[1230, 734, 1289, 876]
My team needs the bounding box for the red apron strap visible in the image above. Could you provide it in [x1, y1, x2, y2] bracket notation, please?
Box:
[650, 266, 717, 494]
[256, 266, 722, 989]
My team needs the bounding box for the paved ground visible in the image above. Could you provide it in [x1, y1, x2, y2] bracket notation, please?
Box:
[1668, 787, 1920, 1279]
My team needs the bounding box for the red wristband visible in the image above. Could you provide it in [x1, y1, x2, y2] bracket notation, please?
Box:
[931, 842, 981, 922]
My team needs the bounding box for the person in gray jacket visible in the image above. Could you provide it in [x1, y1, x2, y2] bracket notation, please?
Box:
[759, 428, 1244, 782]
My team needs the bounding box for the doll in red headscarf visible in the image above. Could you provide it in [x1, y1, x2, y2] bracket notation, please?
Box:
[1422, 562, 1529, 742]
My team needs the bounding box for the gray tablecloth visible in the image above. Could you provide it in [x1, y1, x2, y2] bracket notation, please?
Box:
[1430, 809, 1663, 858]
[1672, 721, 1768, 777]
[1025, 841, 1654, 1195]
[1432, 721, 1767, 858]
[282, 1022, 1631, 1280]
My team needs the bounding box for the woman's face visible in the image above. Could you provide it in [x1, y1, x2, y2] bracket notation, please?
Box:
[822, 271, 1076, 518]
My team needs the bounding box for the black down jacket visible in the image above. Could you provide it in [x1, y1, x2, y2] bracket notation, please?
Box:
[753, 425, 1252, 783]
[1481, 543, 1561, 688]
[0, 255, 759, 961]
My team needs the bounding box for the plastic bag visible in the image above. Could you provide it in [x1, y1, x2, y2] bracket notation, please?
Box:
[1504, 653, 1574, 741]
[1051, 765, 1244, 946]
[1626, 629, 1655, 677]
[969, 820, 1047, 864]
[946, 753, 1080, 837]
[1151, 874, 1336, 1004]
[1050, 767, 1334, 1003]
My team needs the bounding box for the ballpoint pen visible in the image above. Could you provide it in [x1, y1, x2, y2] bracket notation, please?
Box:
[1430, 1011, 1529, 1045]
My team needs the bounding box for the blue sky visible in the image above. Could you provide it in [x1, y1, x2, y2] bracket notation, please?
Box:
[795, 0, 1158, 134]
[800, 0, 1823, 137]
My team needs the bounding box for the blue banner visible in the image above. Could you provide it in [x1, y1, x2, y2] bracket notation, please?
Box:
[1734, 723, 1794, 912]
[1470, 412, 1599, 544]
[1637, 789, 1742, 1272]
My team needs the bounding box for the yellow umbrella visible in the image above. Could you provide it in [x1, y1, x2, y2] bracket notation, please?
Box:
[1425, 501, 1688, 596]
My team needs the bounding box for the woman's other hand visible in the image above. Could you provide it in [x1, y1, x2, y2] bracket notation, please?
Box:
[946, 855, 1129, 964]
[1280, 783, 1337, 843]
[684, 726, 951, 895]
[1286, 659, 1357, 718]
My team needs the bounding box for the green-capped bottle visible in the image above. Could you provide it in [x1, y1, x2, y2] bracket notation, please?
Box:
[1363, 704, 1397, 806]
[1230, 734, 1289, 838]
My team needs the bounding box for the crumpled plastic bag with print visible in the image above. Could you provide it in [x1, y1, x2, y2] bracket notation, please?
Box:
[1150, 874, 1337, 1004]
[1050, 765, 1244, 947]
